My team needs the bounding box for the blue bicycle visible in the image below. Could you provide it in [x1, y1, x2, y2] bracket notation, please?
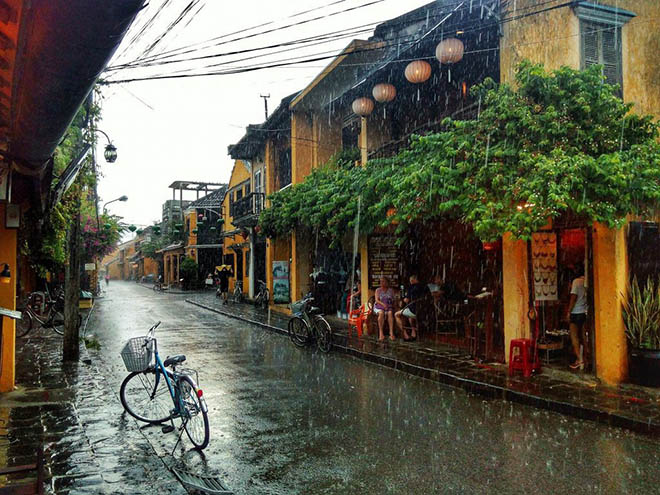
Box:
[119, 322, 210, 449]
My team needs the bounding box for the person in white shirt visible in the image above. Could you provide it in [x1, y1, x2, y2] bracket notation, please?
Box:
[565, 264, 587, 370]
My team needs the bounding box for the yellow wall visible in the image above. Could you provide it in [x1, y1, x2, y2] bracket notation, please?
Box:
[222, 160, 251, 291]
[0, 203, 16, 392]
[592, 223, 629, 384]
[501, 0, 660, 120]
[291, 111, 314, 184]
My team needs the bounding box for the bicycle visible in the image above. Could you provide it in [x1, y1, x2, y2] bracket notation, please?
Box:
[228, 280, 243, 304]
[254, 280, 269, 310]
[288, 294, 332, 353]
[119, 321, 210, 450]
[17, 287, 67, 338]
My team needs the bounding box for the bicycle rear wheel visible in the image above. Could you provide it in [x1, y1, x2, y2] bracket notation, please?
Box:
[315, 316, 332, 353]
[16, 310, 33, 338]
[50, 310, 65, 335]
[120, 370, 173, 424]
[288, 316, 310, 347]
[179, 376, 209, 449]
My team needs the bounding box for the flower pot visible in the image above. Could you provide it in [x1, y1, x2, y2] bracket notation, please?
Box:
[628, 348, 660, 387]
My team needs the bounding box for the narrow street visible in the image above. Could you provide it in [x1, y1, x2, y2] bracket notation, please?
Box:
[87, 282, 659, 494]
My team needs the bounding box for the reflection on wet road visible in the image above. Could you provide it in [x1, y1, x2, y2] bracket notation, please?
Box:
[93, 282, 660, 494]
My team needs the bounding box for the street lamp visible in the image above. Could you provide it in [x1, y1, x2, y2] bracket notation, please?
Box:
[93, 129, 118, 163]
[103, 195, 128, 213]
[0, 263, 10, 284]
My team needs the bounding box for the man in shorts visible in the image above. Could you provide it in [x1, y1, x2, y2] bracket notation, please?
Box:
[396, 274, 425, 341]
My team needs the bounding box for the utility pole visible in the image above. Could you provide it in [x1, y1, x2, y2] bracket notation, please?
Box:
[260, 94, 270, 120]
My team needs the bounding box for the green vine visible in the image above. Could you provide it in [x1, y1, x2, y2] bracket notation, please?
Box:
[259, 62, 660, 242]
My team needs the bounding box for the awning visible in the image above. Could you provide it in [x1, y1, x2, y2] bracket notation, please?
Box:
[186, 244, 223, 249]
[6, 0, 145, 207]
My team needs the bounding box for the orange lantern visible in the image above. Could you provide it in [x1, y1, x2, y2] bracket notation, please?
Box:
[372, 83, 396, 103]
[404, 60, 431, 84]
[435, 38, 464, 64]
[351, 97, 374, 116]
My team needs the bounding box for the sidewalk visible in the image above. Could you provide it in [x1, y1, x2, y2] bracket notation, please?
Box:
[0, 329, 187, 494]
[186, 292, 660, 437]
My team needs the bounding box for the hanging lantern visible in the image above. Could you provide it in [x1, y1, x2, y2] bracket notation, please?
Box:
[435, 38, 465, 65]
[482, 239, 501, 251]
[104, 144, 117, 163]
[192, 228, 198, 234]
[351, 97, 374, 117]
[372, 83, 396, 103]
[198, 213, 203, 219]
[128, 225, 137, 232]
[435, 38, 464, 64]
[404, 60, 431, 84]
[136, 229, 143, 235]
[103, 223, 111, 229]
[210, 226, 217, 232]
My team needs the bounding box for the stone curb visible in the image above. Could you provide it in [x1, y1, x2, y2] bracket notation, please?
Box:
[186, 298, 660, 438]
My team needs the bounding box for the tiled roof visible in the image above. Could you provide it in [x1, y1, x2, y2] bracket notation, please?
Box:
[187, 186, 228, 209]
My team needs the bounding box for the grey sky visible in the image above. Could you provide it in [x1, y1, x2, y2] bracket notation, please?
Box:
[96, 0, 430, 232]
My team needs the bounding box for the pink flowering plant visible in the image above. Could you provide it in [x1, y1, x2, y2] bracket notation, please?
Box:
[81, 213, 123, 261]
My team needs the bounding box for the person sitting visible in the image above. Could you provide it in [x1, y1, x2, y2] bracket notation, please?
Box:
[427, 274, 443, 302]
[396, 274, 425, 341]
[374, 277, 395, 342]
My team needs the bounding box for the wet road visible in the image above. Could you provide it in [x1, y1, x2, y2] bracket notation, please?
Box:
[92, 282, 660, 494]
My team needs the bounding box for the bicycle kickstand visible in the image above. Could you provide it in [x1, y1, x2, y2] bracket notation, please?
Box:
[170, 418, 188, 456]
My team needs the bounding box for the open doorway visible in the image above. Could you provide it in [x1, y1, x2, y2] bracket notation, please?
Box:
[532, 227, 594, 373]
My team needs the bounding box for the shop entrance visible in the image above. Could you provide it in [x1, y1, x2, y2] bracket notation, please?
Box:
[531, 226, 595, 373]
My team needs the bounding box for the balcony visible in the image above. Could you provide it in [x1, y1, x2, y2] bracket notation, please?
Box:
[230, 192, 265, 227]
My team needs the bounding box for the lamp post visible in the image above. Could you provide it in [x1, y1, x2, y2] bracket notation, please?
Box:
[103, 195, 128, 214]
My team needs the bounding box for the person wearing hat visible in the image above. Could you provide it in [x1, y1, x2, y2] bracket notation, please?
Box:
[215, 264, 232, 304]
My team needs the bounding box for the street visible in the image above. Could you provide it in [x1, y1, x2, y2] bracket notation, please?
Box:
[88, 282, 660, 494]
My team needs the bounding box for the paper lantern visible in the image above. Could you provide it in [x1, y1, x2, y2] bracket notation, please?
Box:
[351, 97, 374, 116]
[128, 225, 137, 232]
[404, 60, 431, 83]
[435, 38, 464, 64]
[372, 83, 396, 103]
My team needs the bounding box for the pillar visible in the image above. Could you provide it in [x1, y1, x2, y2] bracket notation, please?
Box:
[290, 229, 311, 302]
[0, 203, 17, 392]
[248, 229, 255, 298]
[360, 116, 368, 165]
[501, 233, 530, 363]
[592, 223, 628, 385]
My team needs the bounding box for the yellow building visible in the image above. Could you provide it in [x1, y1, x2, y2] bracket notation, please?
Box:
[253, 1, 660, 385]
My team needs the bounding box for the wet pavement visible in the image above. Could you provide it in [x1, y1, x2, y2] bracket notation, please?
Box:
[3, 281, 660, 494]
[187, 291, 660, 437]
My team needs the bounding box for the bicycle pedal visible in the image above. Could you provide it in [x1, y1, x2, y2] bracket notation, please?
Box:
[161, 425, 175, 434]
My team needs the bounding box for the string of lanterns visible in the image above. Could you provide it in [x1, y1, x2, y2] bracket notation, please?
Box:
[352, 37, 464, 117]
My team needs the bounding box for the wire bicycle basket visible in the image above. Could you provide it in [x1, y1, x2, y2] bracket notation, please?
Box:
[120, 336, 154, 372]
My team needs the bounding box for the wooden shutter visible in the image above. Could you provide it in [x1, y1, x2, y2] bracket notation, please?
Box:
[581, 20, 623, 95]
[581, 21, 599, 69]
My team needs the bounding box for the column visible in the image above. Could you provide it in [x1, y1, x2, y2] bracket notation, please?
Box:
[592, 223, 628, 385]
[360, 116, 368, 165]
[0, 203, 17, 392]
[501, 233, 530, 363]
[248, 229, 255, 298]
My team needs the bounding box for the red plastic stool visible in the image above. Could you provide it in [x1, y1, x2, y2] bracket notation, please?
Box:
[508, 338, 541, 377]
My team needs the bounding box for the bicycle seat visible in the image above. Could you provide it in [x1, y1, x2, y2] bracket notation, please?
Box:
[164, 355, 186, 367]
[308, 306, 323, 315]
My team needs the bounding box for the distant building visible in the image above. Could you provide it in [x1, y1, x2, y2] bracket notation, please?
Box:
[161, 199, 191, 236]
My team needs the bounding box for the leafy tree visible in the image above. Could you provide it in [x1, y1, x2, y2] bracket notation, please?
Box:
[179, 257, 198, 290]
[259, 62, 660, 242]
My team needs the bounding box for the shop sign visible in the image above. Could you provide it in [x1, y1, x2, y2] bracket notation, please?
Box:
[84, 263, 96, 271]
[532, 232, 557, 301]
[368, 234, 400, 289]
[272, 261, 290, 303]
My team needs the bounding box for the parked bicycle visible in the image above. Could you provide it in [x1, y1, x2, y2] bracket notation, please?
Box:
[17, 287, 67, 338]
[119, 321, 210, 450]
[254, 280, 269, 310]
[288, 294, 332, 353]
[228, 280, 243, 304]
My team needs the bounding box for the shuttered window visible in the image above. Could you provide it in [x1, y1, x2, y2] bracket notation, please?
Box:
[580, 20, 622, 95]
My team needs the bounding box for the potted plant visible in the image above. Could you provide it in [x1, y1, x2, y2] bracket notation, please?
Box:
[623, 277, 660, 387]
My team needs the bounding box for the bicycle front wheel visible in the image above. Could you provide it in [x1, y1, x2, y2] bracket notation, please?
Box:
[261, 289, 270, 309]
[315, 316, 332, 353]
[120, 370, 173, 424]
[179, 376, 210, 449]
[288, 316, 310, 347]
[16, 310, 33, 338]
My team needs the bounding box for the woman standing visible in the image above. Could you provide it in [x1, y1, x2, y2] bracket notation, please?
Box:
[374, 277, 395, 342]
